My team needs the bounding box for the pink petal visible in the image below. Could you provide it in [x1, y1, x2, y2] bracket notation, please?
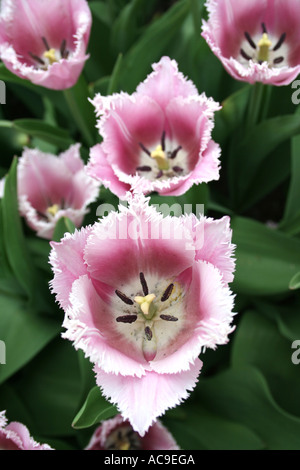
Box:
[94, 358, 202, 437]
[137, 56, 198, 110]
[84, 196, 195, 292]
[62, 275, 148, 377]
[87, 144, 130, 199]
[49, 226, 92, 309]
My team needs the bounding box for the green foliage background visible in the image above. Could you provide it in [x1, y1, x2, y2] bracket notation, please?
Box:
[1, 0, 300, 450]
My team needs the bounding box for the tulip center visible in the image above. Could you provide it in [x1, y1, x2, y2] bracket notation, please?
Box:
[136, 131, 186, 180]
[47, 204, 60, 217]
[240, 23, 287, 67]
[104, 424, 141, 450]
[257, 33, 272, 63]
[43, 48, 58, 65]
[114, 272, 184, 361]
[150, 145, 170, 171]
[29, 37, 70, 69]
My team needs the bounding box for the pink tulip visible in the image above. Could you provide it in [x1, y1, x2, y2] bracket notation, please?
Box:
[85, 414, 179, 450]
[0, 0, 91, 90]
[18, 144, 100, 239]
[202, 0, 300, 86]
[87, 56, 221, 198]
[0, 411, 53, 450]
[50, 194, 235, 436]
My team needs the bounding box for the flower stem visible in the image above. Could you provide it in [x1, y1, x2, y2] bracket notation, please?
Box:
[246, 81, 265, 128]
[63, 75, 95, 148]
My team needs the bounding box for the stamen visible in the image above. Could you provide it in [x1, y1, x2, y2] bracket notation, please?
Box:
[156, 170, 163, 179]
[160, 314, 178, 322]
[169, 146, 182, 159]
[116, 315, 137, 323]
[173, 166, 183, 173]
[145, 326, 153, 341]
[139, 142, 151, 156]
[240, 48, 252, 61]
[273, 33, 286, 51]
[42, 36, 50, 50]
[161, 283, 174, 302]
[136, 166, 152, 172]
[115, 290, 134, 305]
[60, 39, 67, 58]
[29, 52, 45, 65]
[274, 56, 284, 64]
[139, 272, 148, 296]
[244, 32, 256, 49]
[262, 23, 267, 34]
[161, 131, 166, 151]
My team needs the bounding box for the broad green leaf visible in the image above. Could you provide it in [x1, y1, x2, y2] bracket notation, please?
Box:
[232, 310, 300, 417]
[213, 86, 250, 146]
[0, 292, 60, 385]
[107, 53, 123, 95]
[233, 114, 300, 205]
[2, 158, 35, 298]
[164, 405, 263, 450]
[52, 217, 76, 243]
[232, 216, 300, 295]
[283, 105, 300, 222]
[72, 386, 118, 429]
[13, 119, 73, 149]
[63, 75, 96, 149]
[14, 340, 84, 437]
[119, 0, 189, 92]
[197, 366, 300, 449]
[289, 271, 300, 290]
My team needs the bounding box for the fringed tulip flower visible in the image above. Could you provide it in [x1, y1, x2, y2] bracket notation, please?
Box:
[49, 194, 235, 436]
[202, 0, 300, 86]
[18, 144, 100, 240]
[0, 411, 53, 450]
[0, 0, 91, 90]
[0, 177, 5, 198]
[87, 56, 221, 198]
[85, 414, 179, 450]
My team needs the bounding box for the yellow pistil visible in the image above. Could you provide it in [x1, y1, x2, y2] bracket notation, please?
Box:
[257, 33, 272, 62]
[47, 204, 60, 217]
[134, 293, 156, 317]
[150, 145, 169, 171]
[43, 48, 58, 65]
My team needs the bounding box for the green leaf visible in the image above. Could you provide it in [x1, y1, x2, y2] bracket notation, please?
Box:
[52, 217, 76, 243]
[0, 291, 60, 385]
[289, 271, 300, 290]
[72, 386, 118, 429]
[232, 216, 300, 295]
[13, 119, 73, 149]
[232, 310, 300, 418]
[197, 366, 300, 449]
[13, 340, 85, 436]
[107, 53, 123, 94]
[119, 0, 189, 92]
[283, 106, 300, 222]
[165, 405, 263, 450]
[2, 158, 36, 298]
[232, 114, 300, 206]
